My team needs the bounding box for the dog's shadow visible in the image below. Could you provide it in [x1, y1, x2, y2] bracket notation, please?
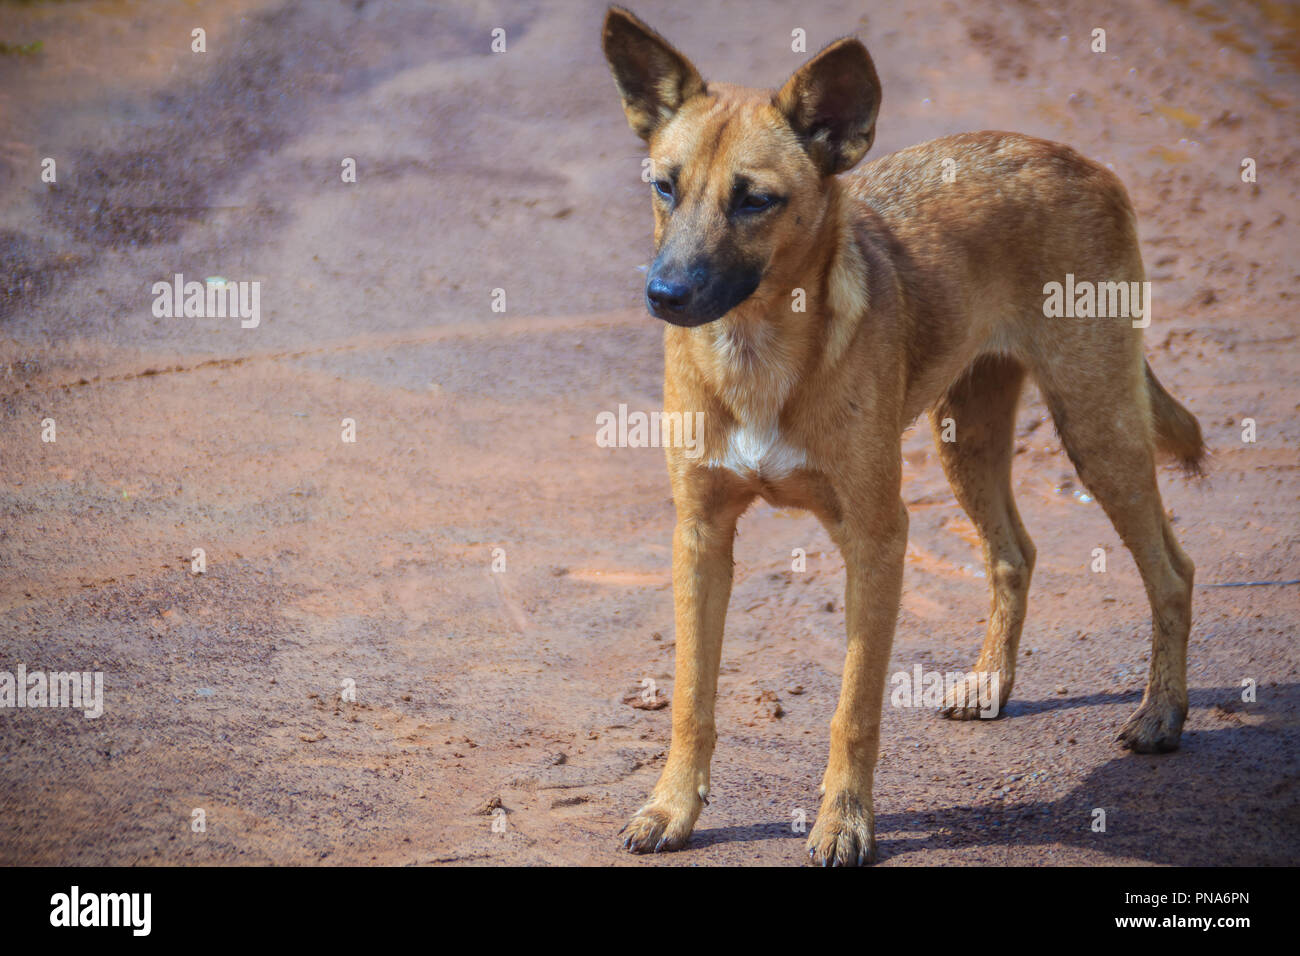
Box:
[691, 682, 1300, 865]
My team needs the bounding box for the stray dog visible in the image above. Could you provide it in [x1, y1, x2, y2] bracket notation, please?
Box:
[602, 6, 1204, 865]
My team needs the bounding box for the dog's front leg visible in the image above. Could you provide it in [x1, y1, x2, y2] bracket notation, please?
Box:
[621, 488, 748, 854]
[808, 497, 908, 866]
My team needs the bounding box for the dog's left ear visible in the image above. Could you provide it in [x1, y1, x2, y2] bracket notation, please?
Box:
[775, 37, 881, 176]
[602, 7, 706, 142]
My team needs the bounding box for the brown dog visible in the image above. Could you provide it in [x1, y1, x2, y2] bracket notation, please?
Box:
[602, 6, 1204, 865]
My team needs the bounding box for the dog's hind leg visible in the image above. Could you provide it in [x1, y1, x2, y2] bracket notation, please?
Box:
[1036, 347, 1195, 753]
[931, 353, 1035, 719]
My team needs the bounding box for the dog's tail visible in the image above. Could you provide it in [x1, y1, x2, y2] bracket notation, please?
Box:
[1146, 360, 1206, 476]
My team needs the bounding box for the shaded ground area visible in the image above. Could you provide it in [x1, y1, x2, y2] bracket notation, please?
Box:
[0, 0, 1296, 865]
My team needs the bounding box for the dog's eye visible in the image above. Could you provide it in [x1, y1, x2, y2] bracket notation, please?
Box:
[739, 193, 775, 213]
[652, 179, 674, 201]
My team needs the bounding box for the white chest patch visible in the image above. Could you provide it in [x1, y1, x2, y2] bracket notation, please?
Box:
[709, 423, 807, 480]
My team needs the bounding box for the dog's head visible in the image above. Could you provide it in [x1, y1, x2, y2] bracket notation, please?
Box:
[602, 6, 881, 327]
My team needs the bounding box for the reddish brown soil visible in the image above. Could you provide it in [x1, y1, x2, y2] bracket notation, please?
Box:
[0, 0, 1296, 865]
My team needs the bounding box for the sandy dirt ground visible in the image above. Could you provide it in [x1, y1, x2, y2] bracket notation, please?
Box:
[0, 0, 1297, 866]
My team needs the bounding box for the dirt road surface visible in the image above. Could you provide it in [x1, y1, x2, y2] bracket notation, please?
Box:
[1, 0, 1296, 865]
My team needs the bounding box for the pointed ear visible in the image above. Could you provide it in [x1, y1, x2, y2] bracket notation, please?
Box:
[774, 37, 881, 176]
[602, 6, 706, 142]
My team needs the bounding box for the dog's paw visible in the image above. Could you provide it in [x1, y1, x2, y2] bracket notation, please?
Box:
[939, 696, 989, 721]
[619, 795, 700, 854]
[806, 792, 876, 867]
[938, 670, 1007, 720]
[1117, 698, 1186, 753]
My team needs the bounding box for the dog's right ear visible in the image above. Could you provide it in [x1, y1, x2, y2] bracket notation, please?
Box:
[602, 7, 705, 142]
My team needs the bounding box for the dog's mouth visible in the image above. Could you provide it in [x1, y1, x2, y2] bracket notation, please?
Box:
[648, 302, 728, 327]
[645, 267, 762, 327]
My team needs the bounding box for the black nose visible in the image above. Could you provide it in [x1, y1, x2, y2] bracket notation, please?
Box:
[646, 276, 691, 314]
